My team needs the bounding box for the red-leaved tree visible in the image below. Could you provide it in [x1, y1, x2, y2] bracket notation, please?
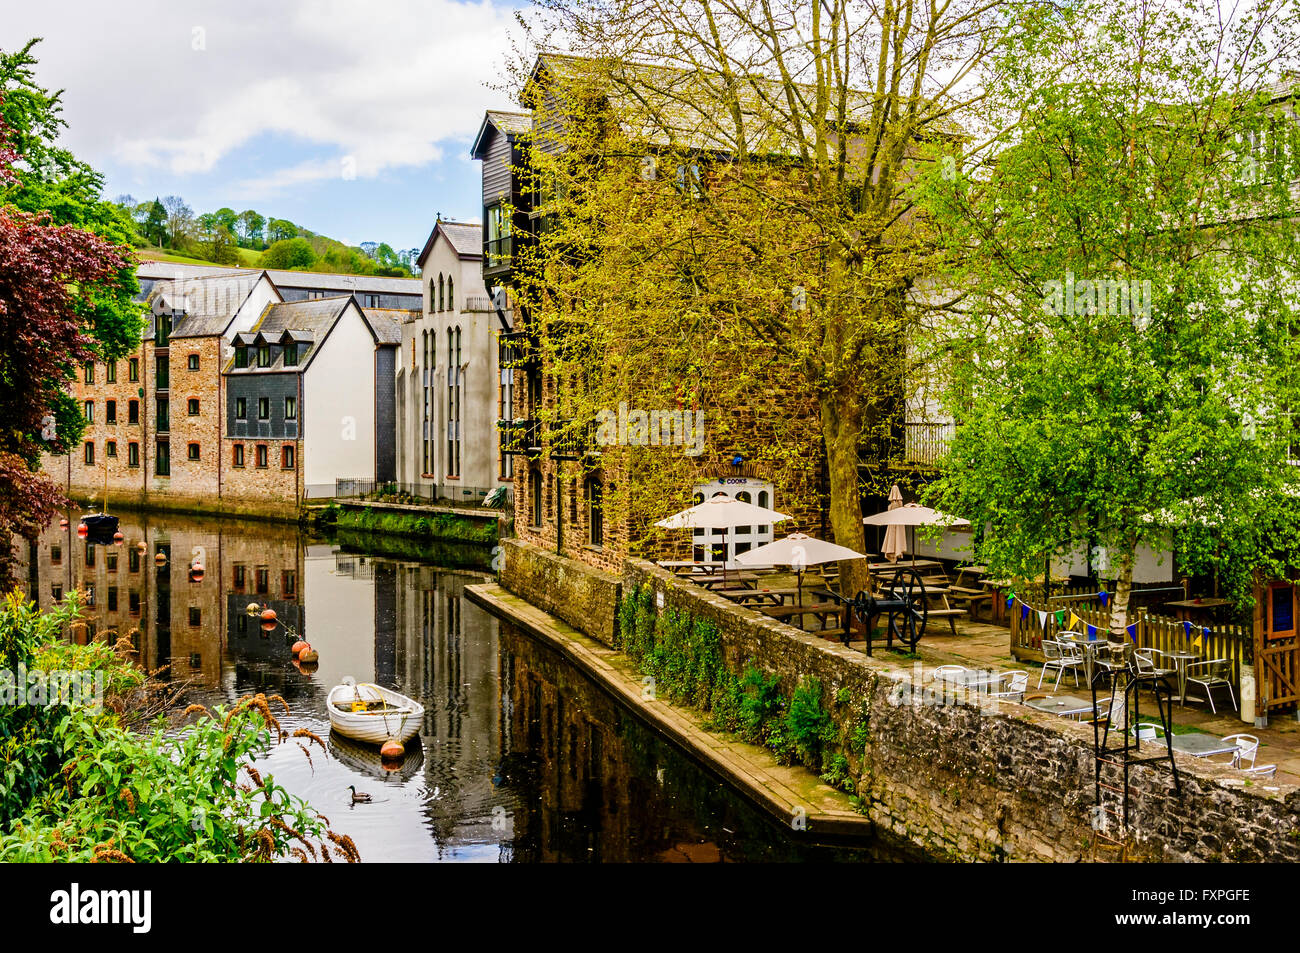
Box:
[0, 108, 131, 585]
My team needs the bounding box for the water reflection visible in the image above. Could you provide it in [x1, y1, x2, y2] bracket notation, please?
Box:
[19, 509, 890, 862]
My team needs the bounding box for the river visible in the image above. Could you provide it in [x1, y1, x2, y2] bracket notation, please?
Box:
[20, 508, 894, 862]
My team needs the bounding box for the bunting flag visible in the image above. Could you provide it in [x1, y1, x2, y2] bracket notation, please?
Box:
[1183, 620, 1193, 638]
[1038, 609, 1048, 629]
[1055, 610, 1065, 627]
[1086, 624, 1098, 640]
[1006, 591, 1016, 609]
[1021, 603, 1030, 621]
[1069, 612, 1083, 632]
[1192, 626, 1209, 648]
[1126, 622, 1138, 642]
[1099, 590, 1110, 607]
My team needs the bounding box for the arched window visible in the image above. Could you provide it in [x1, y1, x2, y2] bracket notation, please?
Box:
[447, 276, 454, 311]
[585, 477, 604, 547]
[429, 278, 436, 311]
[438, 274, 445, 312]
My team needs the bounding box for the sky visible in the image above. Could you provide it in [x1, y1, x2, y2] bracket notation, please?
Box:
[0, 0, 529, 251]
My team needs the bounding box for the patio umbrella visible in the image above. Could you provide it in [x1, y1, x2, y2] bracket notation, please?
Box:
[734, 532, 867, 604]
[863, 503, 971, 569]
[655, 495, 791, 581]
[881, 485, 907, 563]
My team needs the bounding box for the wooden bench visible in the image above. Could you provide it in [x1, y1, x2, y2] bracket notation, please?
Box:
[926, 607, 967, 636]
[947, 589, 992, 621]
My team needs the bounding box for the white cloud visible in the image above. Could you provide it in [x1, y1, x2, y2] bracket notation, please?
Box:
[0, 0, 522, 199]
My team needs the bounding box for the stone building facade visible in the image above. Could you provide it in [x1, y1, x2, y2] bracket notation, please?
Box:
[43, 268, 409, 516]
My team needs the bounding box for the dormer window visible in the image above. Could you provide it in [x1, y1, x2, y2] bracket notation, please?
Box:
[257, 344, 271, 367]
[234, 346, 248, 369]
[284, 343, 298, 366]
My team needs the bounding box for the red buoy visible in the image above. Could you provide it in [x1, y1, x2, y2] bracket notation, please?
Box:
[189, 563, 204, 582]
[290, 639, 309, 656]
[77, 523, 88, 537]
[298, 647, 319, 664]
[261, 607, 277, 622]
[112, 531, 124, 543]
[380, 739, 404, 759]
[59, 518, 69, 528]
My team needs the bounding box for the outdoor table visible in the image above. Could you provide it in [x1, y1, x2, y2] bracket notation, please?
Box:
[1023, 694, 1100, 719]
[935, 668, 1005, 692]
[1163, 598, 1233, 624]
[954, 565, 988, 588]
[760, 601, 845, 635]
[1165, 650, 1204, 706]
[1169, 734, 1240, 759]
[868, 559, 942, 573]
[721, 587, 799, 606]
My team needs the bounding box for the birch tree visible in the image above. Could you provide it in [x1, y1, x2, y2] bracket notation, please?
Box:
[920, 0, 1300, 636]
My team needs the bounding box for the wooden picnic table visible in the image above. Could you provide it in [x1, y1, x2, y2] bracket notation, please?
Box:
[759, 600, 846, 638]
[868, 559, 942, 573]
[1163, 598, 1233, 624]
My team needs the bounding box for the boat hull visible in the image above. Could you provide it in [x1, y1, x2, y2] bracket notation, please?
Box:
[326, 683, 423, 746]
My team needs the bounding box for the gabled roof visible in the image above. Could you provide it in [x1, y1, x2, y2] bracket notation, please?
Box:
[470, 110, 533, 159]
[415, 219, 483, 269]
[226, 296, 358, 374]
[361, 308, 406, 345]
[524, 51, 965, 154]
[144, 270, 268, 339]
[135, 261, 422, 296]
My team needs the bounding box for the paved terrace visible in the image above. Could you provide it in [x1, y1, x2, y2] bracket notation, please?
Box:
[841, 618, 1300, 786]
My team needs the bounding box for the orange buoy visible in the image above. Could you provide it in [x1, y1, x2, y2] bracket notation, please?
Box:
[261, 607, 277, 622]
[112, 531, 124, 543]
[77, 523, 88, 537]
[298, 647, 319, 664]
[189, 564, 204, 582]
[290, 639, 309, 656]
[59, 518, 69, 528]
[136, 541, 147, 555]
[380, 739, 404, 759]
[261, 620, 278, 632]
[154, 552, 167, 567]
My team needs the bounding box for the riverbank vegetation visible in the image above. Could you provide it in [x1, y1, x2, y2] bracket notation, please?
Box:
[319, 503, 498, 546]
[0, 591, 355, 862]
[617, 583, 841, 774]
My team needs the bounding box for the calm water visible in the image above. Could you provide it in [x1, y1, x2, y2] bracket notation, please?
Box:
[20, 509, 895, 862]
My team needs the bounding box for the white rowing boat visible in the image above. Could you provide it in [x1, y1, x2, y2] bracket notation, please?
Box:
[326, 682, 423, 746]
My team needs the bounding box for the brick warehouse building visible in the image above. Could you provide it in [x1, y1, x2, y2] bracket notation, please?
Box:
[44, 267, 410, 515]
[474, 64, 831, 576]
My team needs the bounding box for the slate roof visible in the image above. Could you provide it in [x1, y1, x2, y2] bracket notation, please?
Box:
[415, 219, 483, 268]
[225, 297, 354, 374]
[144, 271, 265, 339]
[470, 110, 533, 157]
[135, 261, 421, 296]
[361, 308, 409, 345]
[526, 52, 965, 154]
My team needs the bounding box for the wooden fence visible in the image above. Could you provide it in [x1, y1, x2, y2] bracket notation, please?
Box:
[1010, 595, 1252, 688]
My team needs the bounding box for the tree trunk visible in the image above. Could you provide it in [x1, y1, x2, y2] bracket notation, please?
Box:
[819, 394, 869, 598]
[1108, 543, 1136, 643]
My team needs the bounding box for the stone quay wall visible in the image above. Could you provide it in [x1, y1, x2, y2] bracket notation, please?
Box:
[501, 539, 1300, 862]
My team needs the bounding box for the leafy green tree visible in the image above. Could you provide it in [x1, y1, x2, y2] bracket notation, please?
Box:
[262, 236, 317, 269]
[508, 0, 1009, 593]
[237, 208, 265, 247]
[921, 0, 1300, 633]
[267, 217, 297, 243]
[0, 40, 144, 361]
[140, 196, 166, 246]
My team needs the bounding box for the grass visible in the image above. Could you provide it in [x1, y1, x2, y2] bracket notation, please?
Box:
[133, 246, 265, 268]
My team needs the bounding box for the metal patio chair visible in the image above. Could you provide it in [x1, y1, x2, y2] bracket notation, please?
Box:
[1184, 658, 1237, 714]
